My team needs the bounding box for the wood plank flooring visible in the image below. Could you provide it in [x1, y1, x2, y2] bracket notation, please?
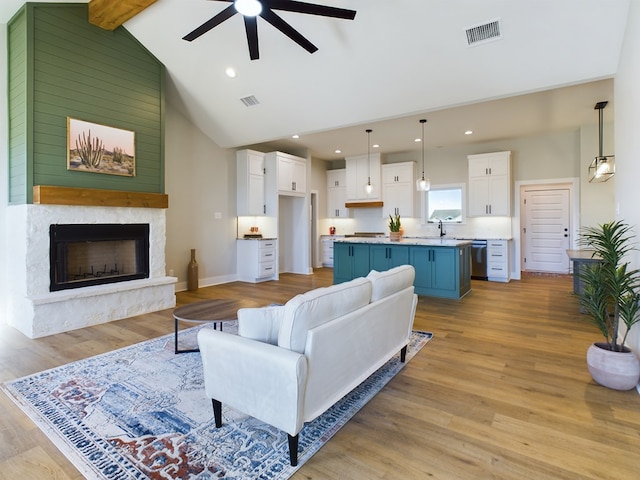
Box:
[1, 270, 639, 479]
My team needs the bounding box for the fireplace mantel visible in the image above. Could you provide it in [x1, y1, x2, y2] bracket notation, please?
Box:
[33, 185, 169, 209]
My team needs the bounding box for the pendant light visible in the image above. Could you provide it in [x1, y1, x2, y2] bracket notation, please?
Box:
[588, 101, 615, 183]
[365, 129, 374, 195]
[416, 119, 430, 191]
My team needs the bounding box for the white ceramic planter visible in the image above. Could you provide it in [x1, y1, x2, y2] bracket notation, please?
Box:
[586, 342, 640, 390]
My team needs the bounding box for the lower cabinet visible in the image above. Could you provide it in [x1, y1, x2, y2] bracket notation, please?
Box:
[333, 242, 371, 284]
[333, 242, 471, 299]
[237, 239, 278, 283]
[370, 244, 409, 271]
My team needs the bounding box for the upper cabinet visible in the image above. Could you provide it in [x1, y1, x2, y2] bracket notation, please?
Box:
[381, 162, 416, 218]
[237, 149, 265, 216]
[467, 151, 511, 217]
[327, 169, 349, 218]
[266, 152, 307, 197]
[345, 153, 382, 202]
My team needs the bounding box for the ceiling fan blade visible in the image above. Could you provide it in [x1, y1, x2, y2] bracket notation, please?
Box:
[244, 16, 260, 60]
[260, 8, 318, 54]
[182, 4, 237, 41]
[267, 0, 356, 20]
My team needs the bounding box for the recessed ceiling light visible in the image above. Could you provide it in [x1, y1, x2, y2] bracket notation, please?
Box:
[225, 67, 237, 78]
[373, 144, 379, 148]
[465, 130, 473, 135]
[335, 149, 342, 154]
[292, 134, 299, 139]
[415, 138, 421, 142]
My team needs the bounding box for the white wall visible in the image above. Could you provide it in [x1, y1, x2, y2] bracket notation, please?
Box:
[0, 23, 8, 325]
[164, 101, 238, 290]
[614, 0, 640, 354]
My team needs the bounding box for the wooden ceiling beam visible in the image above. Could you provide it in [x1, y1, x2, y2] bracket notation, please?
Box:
[88, 0, 158, 31]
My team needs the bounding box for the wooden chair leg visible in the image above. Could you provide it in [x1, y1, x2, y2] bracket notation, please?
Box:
[400, 345, 407, 363]
[212, 399, 222, 428]
[288, 434, 299, 466]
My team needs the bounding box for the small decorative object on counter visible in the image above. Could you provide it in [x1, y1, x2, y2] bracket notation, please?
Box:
[389, 214, 401, 241]
[329, 226, 336, 235]
[187, 248, 199, 291]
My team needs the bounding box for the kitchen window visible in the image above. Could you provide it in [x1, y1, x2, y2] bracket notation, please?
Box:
[425, 184, 465, 223]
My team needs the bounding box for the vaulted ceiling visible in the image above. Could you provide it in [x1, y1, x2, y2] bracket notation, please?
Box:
[1, 0, 630, 159]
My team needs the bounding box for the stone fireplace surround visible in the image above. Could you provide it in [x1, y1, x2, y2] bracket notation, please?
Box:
[6, 201, 176, 338]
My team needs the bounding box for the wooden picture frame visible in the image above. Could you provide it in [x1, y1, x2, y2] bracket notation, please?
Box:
[67, 117, 136, 177]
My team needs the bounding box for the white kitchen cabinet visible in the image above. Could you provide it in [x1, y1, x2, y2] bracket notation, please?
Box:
[321, 236, 340, 267]
[468, 151, 511, 217]
[382, 162, 416, 218]
[266, 152, 307, 196]
[327, 169, 349, 218]
[237, 239, 278, 283]
[237, 149, 265, 216]
[345, 152, 381, 201]
[487, 239, 510, 282]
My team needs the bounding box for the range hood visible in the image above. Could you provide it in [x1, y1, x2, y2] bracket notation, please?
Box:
[588, 101, 615, 183]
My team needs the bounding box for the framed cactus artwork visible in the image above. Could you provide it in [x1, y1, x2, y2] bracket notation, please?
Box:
[67, 117, 136, 176]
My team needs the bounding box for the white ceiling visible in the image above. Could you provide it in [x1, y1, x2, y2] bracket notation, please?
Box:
[1, 0, 629, 159]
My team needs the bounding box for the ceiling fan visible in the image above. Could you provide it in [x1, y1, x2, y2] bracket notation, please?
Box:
[183, 0, 357, 60]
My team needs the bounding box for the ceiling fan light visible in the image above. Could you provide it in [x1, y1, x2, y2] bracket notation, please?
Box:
[235, 0, 262, 17]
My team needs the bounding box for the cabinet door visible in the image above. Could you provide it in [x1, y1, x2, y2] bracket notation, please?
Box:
[431, 247, 457, 291]
[468, 176, 490, 216]
[346, 154, 381, 201]
[411, 247, 432, 290]
[248, 173, 265, 215]
[237, 150, 265, 216]
[369, 245, 390, 271]
[352, 244, 371, 278]
[291, 159, 306, 194]
[383, 183, 414, 217]
[333, 243, 352, 283]
[327, 170, 348, 218]
[389, 245, 409, 268]
[488, 175, 509, 216]
[278, 156, 293, 192]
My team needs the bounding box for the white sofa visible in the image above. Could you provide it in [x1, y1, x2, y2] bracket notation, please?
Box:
[197, 265, 417, 466]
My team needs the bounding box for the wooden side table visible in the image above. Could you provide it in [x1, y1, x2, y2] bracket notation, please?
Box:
[172, 298, 259, 353]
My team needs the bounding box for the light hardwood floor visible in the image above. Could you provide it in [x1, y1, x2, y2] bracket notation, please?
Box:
[1, 270, 639, 479]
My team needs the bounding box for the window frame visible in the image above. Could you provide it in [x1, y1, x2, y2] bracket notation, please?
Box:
[423, 183, 466, 224]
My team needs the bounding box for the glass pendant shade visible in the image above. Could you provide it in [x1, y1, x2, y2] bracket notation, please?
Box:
[416, 176, 430, 191]
[365, 179, 373, 194]
[589, 155, 615, 182]
[235, 0, 262, 16]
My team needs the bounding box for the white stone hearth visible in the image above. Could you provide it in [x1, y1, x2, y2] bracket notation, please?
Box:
[6, 204, 176, 338]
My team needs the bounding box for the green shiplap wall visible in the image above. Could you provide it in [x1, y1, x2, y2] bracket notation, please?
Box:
[8, 3, 165, 204]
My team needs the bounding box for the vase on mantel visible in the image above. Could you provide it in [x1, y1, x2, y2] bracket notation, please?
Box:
[187, 248, 199, 291]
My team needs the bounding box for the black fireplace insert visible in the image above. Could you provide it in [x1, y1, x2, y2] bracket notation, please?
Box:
[50, 223, 150, 291]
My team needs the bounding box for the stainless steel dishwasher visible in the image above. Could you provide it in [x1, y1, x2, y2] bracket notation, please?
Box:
[471, 240, 488, 280]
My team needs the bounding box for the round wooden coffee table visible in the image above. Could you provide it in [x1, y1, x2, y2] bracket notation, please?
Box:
[173, 298, 259, 354]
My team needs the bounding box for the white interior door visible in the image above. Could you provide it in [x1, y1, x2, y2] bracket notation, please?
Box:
[522, 187, 571, 273]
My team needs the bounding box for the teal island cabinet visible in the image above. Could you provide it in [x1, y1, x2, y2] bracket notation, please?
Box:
[333, 238, 471, 299]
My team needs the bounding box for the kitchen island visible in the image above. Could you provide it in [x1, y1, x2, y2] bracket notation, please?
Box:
[333, 237, 472, 299]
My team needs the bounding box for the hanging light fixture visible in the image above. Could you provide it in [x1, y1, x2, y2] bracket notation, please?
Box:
[416, 119, 430, 191]
[588, 101, 615, 183]
[365, 129, 374, 195]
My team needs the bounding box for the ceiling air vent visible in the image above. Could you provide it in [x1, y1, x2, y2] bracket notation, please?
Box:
[465, 19, 502, 47]
[240, 95, 260, 107]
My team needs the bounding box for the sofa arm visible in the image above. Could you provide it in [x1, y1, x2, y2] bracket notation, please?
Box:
[237, 306, 283, 345]
[197, 328, 308, 436]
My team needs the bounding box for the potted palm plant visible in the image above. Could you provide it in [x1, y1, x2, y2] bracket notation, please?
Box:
[578, 220, 640, 390]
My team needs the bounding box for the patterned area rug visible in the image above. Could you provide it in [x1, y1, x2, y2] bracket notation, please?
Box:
[2, 324, 431, 479]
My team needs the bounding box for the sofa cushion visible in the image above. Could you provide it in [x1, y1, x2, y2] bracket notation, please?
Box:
[278, 277, 372, 353]
[367, 265, 415, 302]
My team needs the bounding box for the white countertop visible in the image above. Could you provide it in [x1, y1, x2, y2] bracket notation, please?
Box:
[334, 237, 472, 247]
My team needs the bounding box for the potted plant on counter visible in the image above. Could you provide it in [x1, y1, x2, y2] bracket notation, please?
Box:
[578, 220, 640, 390]
[389, 214, 402, 241]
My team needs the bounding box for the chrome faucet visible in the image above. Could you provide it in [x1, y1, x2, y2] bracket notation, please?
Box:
[438, 219, 446, 237]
